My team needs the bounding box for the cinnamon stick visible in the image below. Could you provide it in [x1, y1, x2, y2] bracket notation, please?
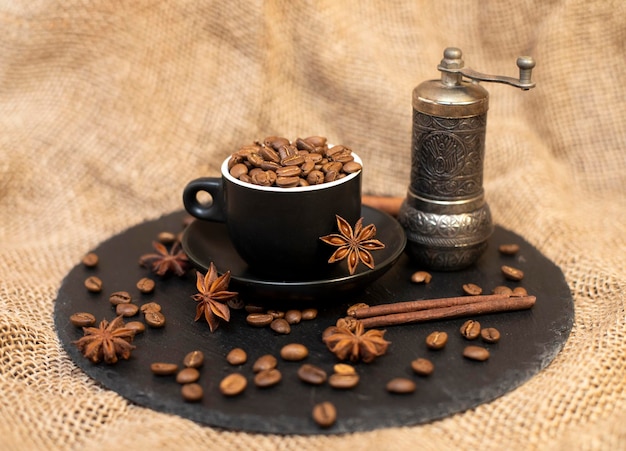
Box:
[361, 195, 404, 217]
[352, 294, 516, 319]
[358, 295, 536, 328]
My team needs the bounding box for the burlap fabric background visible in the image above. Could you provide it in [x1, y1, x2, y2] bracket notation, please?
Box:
[1, 1, 625, 449]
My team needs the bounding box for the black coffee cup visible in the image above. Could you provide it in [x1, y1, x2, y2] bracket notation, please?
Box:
[183, 154, 363, 277]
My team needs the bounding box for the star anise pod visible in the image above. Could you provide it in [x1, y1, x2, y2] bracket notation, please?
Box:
[73, 316, 136, 364]
[192, 263, 238, 332]
[139, 240, 189, 276]
[319, 215, 385, 275]
[322, 321, 390, 363]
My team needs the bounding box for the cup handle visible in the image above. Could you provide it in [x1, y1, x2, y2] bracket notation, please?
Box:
[182, 177, 227, 222]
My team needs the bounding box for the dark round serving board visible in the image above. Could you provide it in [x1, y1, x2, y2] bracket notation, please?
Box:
[54, 210, 574, 435]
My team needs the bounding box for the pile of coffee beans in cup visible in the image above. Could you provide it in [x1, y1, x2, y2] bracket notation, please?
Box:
[227, 136, 362, 188]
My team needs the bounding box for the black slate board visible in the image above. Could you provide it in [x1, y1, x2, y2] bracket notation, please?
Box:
[54, 210, 574, 435]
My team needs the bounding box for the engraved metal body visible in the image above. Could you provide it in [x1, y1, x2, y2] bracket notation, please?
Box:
[398, 47, 535, 270]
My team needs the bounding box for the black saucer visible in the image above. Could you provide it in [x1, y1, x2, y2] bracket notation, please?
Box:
[181, 205, 407, 301]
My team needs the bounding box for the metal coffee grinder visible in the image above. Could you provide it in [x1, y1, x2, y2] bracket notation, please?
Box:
[398, 47, 535, 270]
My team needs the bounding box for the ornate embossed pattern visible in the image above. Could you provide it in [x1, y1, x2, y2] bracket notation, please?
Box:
[398, 203, 493, 246]
[410, 112, 487, 199]
[397, 200, 493, 270]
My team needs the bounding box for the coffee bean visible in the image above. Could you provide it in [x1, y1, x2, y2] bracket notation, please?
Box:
[109, 291, 132, 305]
[284, 310, 302, 324]
[301, 308, 318, 320]
[244, 304, 265, 314]
[144, 310, 166, 328]
[328, 372, 360, 389]
[125, 321, 145, 334]
[267, 309, 285, 319]
[501, 265, 524, 281]
[183, 350, 204, 368]
[270, 318, 291, 334]
[176, 367, 200, 384]
[460, 320, 481, 340]
[322, 326, 339, 340]
[511, 286, 528, 297]
[463, 345, 490, 361]
[492, 285, 513, 296]
[140, 302, 162, 313]
[226, 348, 247, 365]
[81, 252, 99, 268]
[333, 363, 356, 375]
[181, 383, 203, 402]
[150, 362, 179, 376]
[157, 231, 177, 244]
[275, 165, 301, 178]
[411, 358, 434, 376]
[227, 298, 245, 309]
[425, 331, 448, 350]
[252, 354, 277, 373]
[312, 401, 337, 428]
[246, 313, 274, 327]
[84, 276, 103, 293]
[462, 283, 483, 296]
[297, 364, 328, 385]
[342, 161, 362, 173]
[116, 303, 139, 317]
[498, 243, 520, 255]
[69, 312, 96, 327]
[136, 277, 155, 294]
[280, 343, 309, 361]
[410, 271, 432, 284]
[229, 163, 248, 179]
[254, 368, 282, 388]
[306, 170, 325, 185]
[276, 175, 300, 187]
[219, 373, 247, 396]
[481, 327, 501, 343]
[303, 135, 327, 148]
[386, 377, 417, 394]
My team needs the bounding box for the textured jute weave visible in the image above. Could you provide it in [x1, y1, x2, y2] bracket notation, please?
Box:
[1, 1, 625, 449]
